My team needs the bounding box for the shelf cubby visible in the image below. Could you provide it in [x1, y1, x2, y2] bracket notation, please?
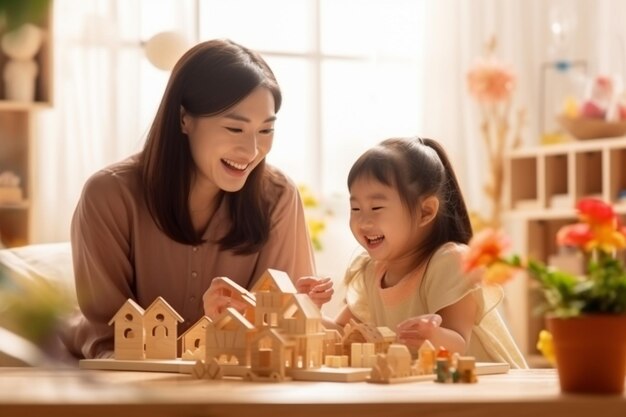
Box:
[505, 137, 626, 362]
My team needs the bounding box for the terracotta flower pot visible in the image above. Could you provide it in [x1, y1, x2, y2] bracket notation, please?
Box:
[546, 315, 626, 394]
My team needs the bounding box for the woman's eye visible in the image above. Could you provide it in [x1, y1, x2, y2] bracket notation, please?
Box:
[351, 207, 360, 212]
[259, 128, 274, 135]
[372, 207, 383, 211]
[225, 127, 243, 133]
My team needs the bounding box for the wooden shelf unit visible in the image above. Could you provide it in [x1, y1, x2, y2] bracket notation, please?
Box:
[504, 137, 626, 361]
[0, 1, 53, 247]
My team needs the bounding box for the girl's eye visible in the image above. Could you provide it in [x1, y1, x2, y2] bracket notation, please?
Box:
[372, 207, 383, 211]
[259, 128, 274, 135]
[351, 207, 360, 212]
[225, 127, 243, 133]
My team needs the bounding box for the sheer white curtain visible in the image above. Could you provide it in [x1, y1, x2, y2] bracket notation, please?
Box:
[419, 0, 552, 212]
[32, 0, 194, 242]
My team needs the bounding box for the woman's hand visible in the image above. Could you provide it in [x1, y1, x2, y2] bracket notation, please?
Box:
[202, 277, 250, 320]
[396, 313, 442, 350]
[295, 276, 334, 309]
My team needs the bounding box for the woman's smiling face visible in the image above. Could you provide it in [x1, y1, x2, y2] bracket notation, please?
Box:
[182, 86, 276, 192]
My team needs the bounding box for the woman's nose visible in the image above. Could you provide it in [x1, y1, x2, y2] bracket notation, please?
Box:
[240, 133, 259, 159]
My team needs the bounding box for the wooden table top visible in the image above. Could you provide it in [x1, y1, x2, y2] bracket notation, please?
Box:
[0, 367, 624, 417]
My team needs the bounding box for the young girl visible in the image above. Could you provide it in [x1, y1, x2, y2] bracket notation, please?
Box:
[335, 137, 527, 368]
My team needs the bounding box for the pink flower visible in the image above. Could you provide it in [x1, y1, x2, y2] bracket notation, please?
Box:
[467, 58, 516, 104]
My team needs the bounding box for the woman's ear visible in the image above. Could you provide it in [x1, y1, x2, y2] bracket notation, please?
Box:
[180, 105, 189, 134]
[418, 195, 439, 227]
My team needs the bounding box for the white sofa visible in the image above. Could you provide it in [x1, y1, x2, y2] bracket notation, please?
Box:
[0, 242, 75, 300]
[0, 242, 76, 365]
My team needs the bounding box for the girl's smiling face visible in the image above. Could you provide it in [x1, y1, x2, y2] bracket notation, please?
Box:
[349, 176, 421, 263]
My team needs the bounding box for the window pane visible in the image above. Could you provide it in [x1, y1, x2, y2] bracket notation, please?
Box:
[263, 57, 315, 186]
[199, 0, 313, 53]
[320, 0, 423, 57]
[137, 0, 195, 41]
[321, 59, 421, 196]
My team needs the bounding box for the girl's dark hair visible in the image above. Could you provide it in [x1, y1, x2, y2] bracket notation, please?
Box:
[139, 39, 282, 254]
[347, 137, 472, 262]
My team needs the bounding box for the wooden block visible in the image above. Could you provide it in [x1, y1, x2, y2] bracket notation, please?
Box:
[340, 355, 349, 367]
[324, 356, 332, 367]
[368, 374, 436, 384]
[362, 354, 376, 368]
[79, 358, 195, 373]
[351, 343, 362, 367]
[328, 355, 341, 368]
[474, 361, 510, 376]
[289, 366, 371, 382]
[362, 343, 375, 356]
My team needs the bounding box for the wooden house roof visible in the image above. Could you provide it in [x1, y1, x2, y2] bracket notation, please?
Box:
[251, 268, 296, 294]
[218, 277, 256, 308]
[283, 293, 322, 320]
[179, 316, 212, 339]
[144, 296, 184, 322]
[212, 307, 255, 331]
[108, 298, 145, 325]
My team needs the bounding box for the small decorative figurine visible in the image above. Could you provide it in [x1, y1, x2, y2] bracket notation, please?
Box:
[1, 23, 44, 102]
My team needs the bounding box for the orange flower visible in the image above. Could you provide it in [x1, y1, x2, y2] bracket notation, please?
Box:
[463, 228, 509, 272]
[585, 223, 626, 253]
[483, 262, 519, 285]
[467, 58, 516, 104]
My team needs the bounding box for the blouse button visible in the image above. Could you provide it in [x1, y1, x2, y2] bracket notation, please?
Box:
[192, 246, 199, 252]
[191, 271, 198, 278]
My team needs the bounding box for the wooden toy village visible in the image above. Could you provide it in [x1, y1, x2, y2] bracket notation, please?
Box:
[79, 269, 509, 384]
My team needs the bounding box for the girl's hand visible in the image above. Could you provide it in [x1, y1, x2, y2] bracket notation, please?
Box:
[295, 276, 334, 309]
[202, 277, 250, 320]
[396, 314, 442, 349]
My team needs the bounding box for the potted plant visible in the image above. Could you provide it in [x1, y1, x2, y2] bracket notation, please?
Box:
[464, 197, 626, 394]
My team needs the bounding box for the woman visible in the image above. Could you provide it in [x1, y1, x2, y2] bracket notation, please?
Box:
[64, 39, 332, 359]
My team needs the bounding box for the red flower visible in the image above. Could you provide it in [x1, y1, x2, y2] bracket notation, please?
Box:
[556, 223, 593, 248]
[576, 198, 615, 226]
[556, 198, 626, 253]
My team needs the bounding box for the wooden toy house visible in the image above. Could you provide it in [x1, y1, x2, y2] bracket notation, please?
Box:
[341, 319, 396, 357]
[279, 294, 325, 368]
[180, 316, 211, 359]
[144, 296, 184, 359]
[249, 327, 294, 380]
[108, 298, 145, 360]
[251, 268, 296, 328]
[206, 307, 256, 366]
